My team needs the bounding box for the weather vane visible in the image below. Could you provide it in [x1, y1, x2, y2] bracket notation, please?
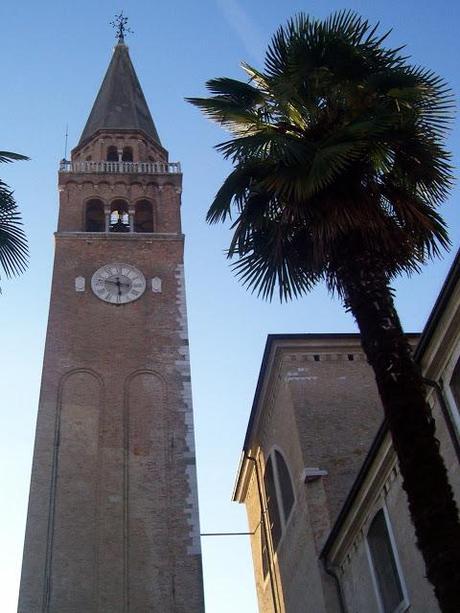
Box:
[110, 12, 133, 43]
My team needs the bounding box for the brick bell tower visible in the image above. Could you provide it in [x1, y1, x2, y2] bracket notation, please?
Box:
[18, 26, 204, 613]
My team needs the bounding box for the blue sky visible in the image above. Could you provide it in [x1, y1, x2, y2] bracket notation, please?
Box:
[1, 1, 459, 611]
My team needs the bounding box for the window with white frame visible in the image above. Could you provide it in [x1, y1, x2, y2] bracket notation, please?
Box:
[441, 345, 460, 436]
[365, 507, 409, 613]
[450, 355, 460, 410]
[263, 449, 295, 551]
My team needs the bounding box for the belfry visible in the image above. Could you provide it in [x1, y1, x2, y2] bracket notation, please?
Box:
[18, 22, 204, 612]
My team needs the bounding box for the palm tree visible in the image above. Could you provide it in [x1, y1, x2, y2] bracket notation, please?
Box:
[0, 150, 29, 290]
[188, 11, 460, 612]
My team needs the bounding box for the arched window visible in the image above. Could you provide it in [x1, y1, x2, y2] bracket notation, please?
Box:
[106, 146, 118, 162]
[264, 456, 282, 550]
[275, 450, 294, 519]
[366, 508, 408, 613]
[85, 199, 105, 232]
[110, 199, 129, 232]
[263, 449, 295, 550]
[122, 146, 133, 162]
[134, 200, 154, 233]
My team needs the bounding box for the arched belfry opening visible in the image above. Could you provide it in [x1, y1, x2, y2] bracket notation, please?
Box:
[85, 199, 105, 232]
[134, 200, 154, 233]
[110, 199, 130, 232]
[122, 146, 133, 162]
[107, 146, 118, 162]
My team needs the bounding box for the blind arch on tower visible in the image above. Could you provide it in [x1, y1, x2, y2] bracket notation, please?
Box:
[47, 369, 103, 610]
[124, 370, 169, 610]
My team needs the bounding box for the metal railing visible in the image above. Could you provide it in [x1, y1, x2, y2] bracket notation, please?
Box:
[59, 160, 181, 174]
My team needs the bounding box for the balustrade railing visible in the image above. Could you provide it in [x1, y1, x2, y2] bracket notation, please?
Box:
[59, 160, 181, 174]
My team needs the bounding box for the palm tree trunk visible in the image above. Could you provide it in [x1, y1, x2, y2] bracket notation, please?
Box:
[336, 259, 460, 613]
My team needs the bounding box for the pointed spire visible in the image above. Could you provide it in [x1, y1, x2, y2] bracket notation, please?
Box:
[79, 37, 161, 146]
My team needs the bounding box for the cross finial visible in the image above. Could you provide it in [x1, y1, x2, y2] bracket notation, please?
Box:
[110, 12, 133, 43]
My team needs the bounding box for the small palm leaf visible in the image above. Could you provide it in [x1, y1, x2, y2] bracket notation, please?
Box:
[0, 181, 29, 283]
[203, 78, 266, 107]
[0, 151, 29, 164]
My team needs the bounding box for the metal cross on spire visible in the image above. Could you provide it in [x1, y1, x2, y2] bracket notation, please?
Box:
[110, 12, 133, 43]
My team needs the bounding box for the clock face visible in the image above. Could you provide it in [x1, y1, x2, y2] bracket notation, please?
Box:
[91, 263, 146, 305]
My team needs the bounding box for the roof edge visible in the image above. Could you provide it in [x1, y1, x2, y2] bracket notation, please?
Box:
[233, 332, 421, 504]
[233, 333, 377, 502]
[240, 332, 420, 454]
[414, 249, 460, 362]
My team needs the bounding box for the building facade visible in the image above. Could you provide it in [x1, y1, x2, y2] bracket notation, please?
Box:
[233, 253, 460, 613]
[18, 35, 204, 612]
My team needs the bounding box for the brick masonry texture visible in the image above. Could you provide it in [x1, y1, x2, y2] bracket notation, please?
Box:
[242, 339, 384, 613]
[18, 132, 204, 612]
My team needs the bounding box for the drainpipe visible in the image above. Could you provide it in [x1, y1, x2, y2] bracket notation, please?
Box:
[246, 454, 282, 613]
[323, 560, 347, 613]
[423, 377, 460, 462]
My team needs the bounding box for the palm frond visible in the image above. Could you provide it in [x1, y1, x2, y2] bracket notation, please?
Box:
[231, 223, 321, 301]
[240, 62, 271, 90]
[188, 9, 453, 301]
[206, 164, 261, 223]
[204, 77, 266, 106]
[0, 181, 29, 280]
[185, 96, 261, 132]
[216, 130, 308, 164]
[0, 151, 29, 164]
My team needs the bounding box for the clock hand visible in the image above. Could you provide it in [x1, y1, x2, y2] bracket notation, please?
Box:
[115, 277, 130, 288]
[103, 278, 130, 288]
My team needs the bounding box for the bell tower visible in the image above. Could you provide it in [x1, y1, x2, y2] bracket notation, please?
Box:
[18, 27, 204, 613]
